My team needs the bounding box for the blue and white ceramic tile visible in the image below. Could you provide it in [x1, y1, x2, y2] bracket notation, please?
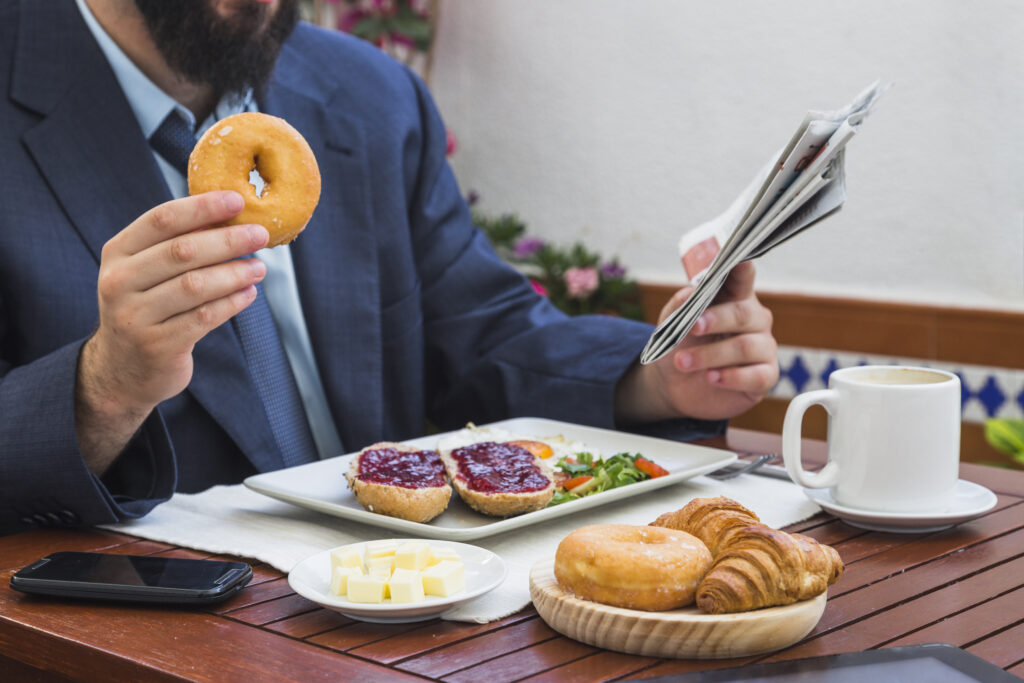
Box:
[771, 346, 1024, 423]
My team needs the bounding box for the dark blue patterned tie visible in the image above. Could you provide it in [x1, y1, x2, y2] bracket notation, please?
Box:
[150, 112, 318, 467]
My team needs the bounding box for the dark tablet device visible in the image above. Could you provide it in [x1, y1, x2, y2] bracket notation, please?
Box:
[642, 644, 1019, 682]
[11, 551, 252, 605]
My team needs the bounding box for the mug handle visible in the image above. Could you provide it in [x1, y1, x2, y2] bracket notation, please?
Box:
[782, 389, 841, 489]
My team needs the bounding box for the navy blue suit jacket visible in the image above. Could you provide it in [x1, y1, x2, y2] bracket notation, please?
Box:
[0, 0, 721, 535]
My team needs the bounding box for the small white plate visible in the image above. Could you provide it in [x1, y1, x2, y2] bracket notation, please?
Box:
[288, 539, 507, 623]
[804, 479, 998, 533]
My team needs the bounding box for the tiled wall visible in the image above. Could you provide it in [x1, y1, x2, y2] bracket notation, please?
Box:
[774, 346, 1024, 424]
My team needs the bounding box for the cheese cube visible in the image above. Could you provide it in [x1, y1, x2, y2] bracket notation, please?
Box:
[389, 568, 425, 603]
[427, 546, 461, 567]
[395, 541, 431, 571]
[330, 566, 362, 596]
[365, 540, 397, 559]
[366, 563, 392, 599]
[367, 560, 393, 580]
[366, 555, 395, 575]
[330, 546, 363, 573]
[421, 561, 465, 597]
[347, 575, 387, 603]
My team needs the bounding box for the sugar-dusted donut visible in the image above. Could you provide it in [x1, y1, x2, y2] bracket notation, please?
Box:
[188, 112, 321, 247]
[554, 524, 712, 611]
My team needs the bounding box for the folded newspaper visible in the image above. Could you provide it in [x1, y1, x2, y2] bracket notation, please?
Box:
[640, 81, 888, 365]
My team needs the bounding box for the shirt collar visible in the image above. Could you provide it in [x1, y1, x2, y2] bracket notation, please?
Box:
[75, 0, 253, 138]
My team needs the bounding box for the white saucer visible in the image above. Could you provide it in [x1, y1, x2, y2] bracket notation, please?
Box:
[288, 539, 507, 623]
[803, 480, 998, 533]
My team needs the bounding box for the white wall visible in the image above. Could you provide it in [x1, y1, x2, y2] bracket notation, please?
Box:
[428, 0, 1024, 312]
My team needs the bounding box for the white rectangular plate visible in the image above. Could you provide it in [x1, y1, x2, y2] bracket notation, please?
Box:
[243, 417, 736, 541]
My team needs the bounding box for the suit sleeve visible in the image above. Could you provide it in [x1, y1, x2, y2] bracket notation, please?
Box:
[0, 334, 177, 535]
[402, 72, 726, 441]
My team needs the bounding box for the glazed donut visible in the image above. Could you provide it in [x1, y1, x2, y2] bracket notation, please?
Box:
[554, 524, 712, 611]
[188, 112, 321, 247]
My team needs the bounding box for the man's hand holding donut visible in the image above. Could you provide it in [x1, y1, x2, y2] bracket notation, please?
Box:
[615, 262, 779, 424]
[76, 191, 269, 475]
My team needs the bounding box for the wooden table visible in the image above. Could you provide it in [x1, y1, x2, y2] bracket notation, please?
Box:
[1, 429, 1022, 682]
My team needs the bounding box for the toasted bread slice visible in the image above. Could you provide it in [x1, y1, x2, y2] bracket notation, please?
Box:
[439, 442, 555, 517]
[346, 442, 451, 523]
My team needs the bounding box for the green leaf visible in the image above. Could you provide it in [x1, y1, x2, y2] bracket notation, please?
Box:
[559, 461, 591, 474]
[549, 490, 580, 506]
[350, 15, 388, 42]
[984, 418, 1024, 456]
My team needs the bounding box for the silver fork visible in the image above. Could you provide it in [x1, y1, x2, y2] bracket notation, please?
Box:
[705, 453, 775, 480]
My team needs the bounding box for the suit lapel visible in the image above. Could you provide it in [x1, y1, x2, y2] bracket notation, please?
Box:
[263, 53, 384, 451]
[15, 6, 168, 264]
[12, 0, 284, 472]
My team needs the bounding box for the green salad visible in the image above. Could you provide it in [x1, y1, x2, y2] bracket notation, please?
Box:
[547, 451, 669, 506]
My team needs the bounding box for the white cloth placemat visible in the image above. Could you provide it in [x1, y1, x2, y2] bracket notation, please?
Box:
[102, 475, 819, 623]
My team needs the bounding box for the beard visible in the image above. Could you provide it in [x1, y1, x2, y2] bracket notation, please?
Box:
[133, 0, 300, 99]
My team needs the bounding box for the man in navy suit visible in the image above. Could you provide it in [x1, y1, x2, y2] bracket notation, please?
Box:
[0, 0, 778, 535]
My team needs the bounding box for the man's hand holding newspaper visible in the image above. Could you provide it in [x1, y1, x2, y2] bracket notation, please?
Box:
[640, 81, 888, 365]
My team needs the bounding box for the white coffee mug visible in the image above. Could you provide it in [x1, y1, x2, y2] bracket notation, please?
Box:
[782, 365, 961, 513]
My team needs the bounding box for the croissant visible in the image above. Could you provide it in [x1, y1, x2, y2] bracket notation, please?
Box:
[650, 495, 760, 556]
[695, 523, 844, 614]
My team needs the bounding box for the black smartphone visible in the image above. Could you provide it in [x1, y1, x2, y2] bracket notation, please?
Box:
[10, 551, 252, 605]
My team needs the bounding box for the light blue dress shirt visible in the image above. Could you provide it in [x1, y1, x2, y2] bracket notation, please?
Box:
[76, 0, 344, 460]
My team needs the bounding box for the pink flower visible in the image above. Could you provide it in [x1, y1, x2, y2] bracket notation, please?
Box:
[445, 128, 458, 157]
[565, 267, 599, 299]
[530, 279, 549, 297]
[390, 32, 416, 49]
[513, 237, 545, 258]
[337, 9, 366, 33]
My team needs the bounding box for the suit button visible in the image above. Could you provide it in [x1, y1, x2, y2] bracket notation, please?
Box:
[20, 516, 37, 527]
[45, 512, 63, 525]
[60, 509, 80, 524]
[32, 513, 50, 527]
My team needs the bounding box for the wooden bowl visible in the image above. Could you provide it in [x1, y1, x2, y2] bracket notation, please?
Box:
[529, 558, 826, 659]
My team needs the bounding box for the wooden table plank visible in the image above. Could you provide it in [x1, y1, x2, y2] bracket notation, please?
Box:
[789, 519, 868, 547]
[263, 608, 353, 639]
[623, 653, 760, 679]
[881, 587, 1024, 650]
[209, 577, 296, 614]
[758, 556, 1024, 661]
[825, 495, 1020, 564]
[0, 529, 139, 572]
[348, 611, 538, 665]
[225, 593, 319, 626]
[965, 621, 1024, 669]
[825, 504, 1024, 599]
[815, 534, 1024, 635]
[0, 571, 421, 682]
[395, 618, 557, 679]
[1010, 660, 1024, 678]
[442, 636, 597, 683]
[517, 650, 660, 683]
[308, 620, 426, 653]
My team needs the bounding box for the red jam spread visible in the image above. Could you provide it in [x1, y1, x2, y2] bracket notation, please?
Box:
[357, 448, 446, 489]
[450, 441, 551, 493]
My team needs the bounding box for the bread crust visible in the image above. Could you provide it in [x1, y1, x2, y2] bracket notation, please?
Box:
[438, 446, 554, 517]
[345, 442, 451, 523]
